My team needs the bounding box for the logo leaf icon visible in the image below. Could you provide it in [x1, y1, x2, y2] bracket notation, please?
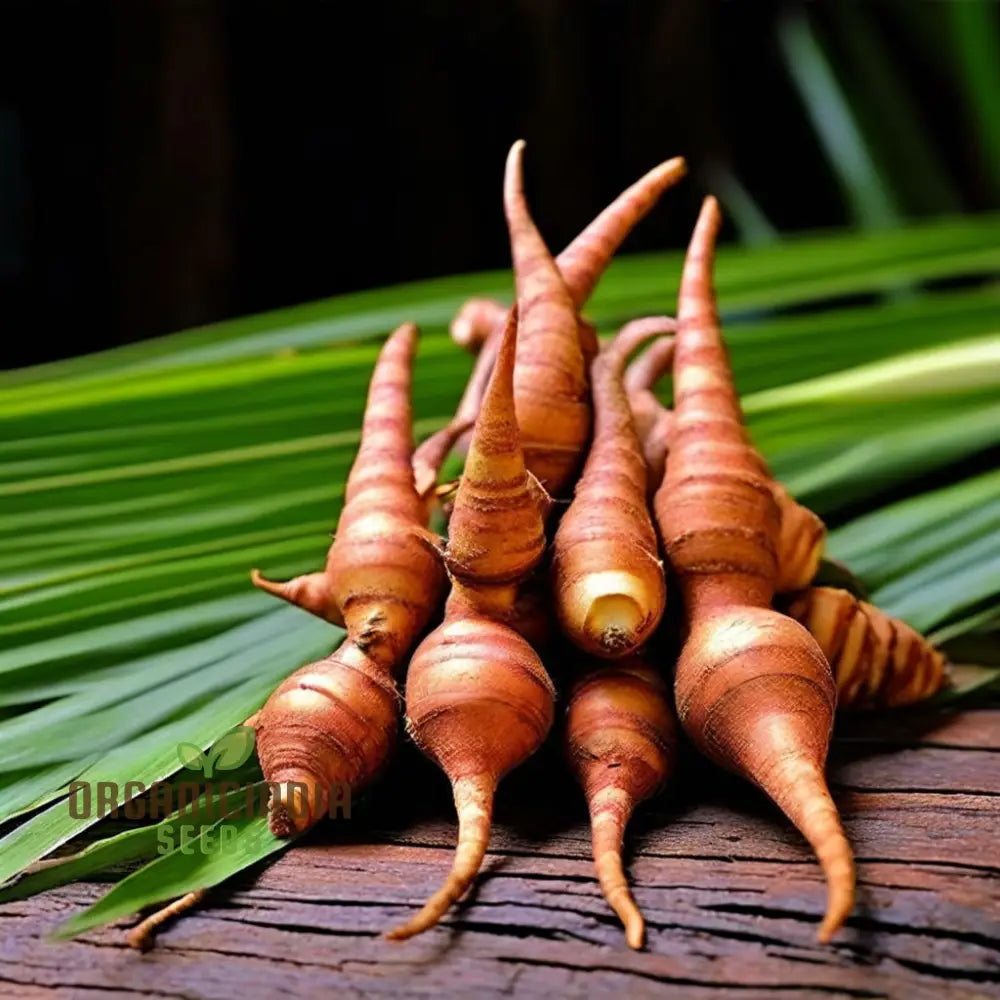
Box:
[204, 726, 256, 778]
[177, 742, 207, 772]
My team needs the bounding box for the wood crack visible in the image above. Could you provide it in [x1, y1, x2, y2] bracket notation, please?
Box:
[492, 956, 888, 997]
[0, 973, 194, 1000]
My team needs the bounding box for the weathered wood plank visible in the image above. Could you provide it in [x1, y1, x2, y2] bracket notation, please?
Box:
[1, 709, 998, 999]
[837, 708, 1000, 751]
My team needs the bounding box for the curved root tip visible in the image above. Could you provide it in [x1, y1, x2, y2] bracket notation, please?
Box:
[814, 818, 855, 945]
[816, 877, 855, 944]
[606, 885, 646, 950]
[785, 767, 855, 945]
[125, 890, 207, 952]
[452, 317, 471, 341]
[249, 569, 340, 624]
[662, 157, 687, 182]
[384, 848, 485, 941]
[596, 842, 646, 949]
[386, 776, 493, 941]
[250, 569, 284, 597]
[591, 793, 645, 948]
[125, 927, 154, 952]
[624, 911, 646, 950]
[412, 463, 437, 502]
[384, 918, 430, 942]
[757, 745, 856, 947]
[384, 881, 466, 941]
[626, 918, 646, 951]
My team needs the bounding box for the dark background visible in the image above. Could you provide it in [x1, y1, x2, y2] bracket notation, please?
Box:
[2, 0, 998, 368]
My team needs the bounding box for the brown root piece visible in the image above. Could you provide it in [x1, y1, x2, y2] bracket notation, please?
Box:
[622, 324, 677, 499]
[565, 657, 676, 948]
[450, 297, 508, 353]
[411, 319, 506, 506]
[125, 889, 207, 951]
[551, 325, 667, 659]
[772, 482, 827, 593]
[434, 150, 687, 495]
[624, 324, 826, 588]
[386, 617, 554, 940]
[252, 323, 447, 839]
[253, 322, 446, 647]
[504, 139, 591, 497]
[557, 157, 687, 306]
[653, 197, 854, 943]
[623, 327, 677, 398]
[445, 307, 547, 594]
[249, 568, 346, 629]
[451, 151, 688, 350]
[255, 641, 398, 835]
[783, 586, 949, 709]
[611, 316, 677, 362]
[411, 417, 475, 508]
[452, 304, 595, 372]
[387, 297, 554, 941]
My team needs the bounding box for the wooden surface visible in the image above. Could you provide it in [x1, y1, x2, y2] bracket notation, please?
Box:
[2, 707, 999, 1000]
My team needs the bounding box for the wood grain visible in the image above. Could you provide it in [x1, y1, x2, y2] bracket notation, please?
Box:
[1, 707, 998, 1000]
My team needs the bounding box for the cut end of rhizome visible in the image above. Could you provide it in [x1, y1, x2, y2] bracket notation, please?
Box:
[266, 769, 325, 837]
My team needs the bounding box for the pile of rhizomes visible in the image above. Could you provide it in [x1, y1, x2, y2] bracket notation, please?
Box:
[129, 141, 948, 953]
